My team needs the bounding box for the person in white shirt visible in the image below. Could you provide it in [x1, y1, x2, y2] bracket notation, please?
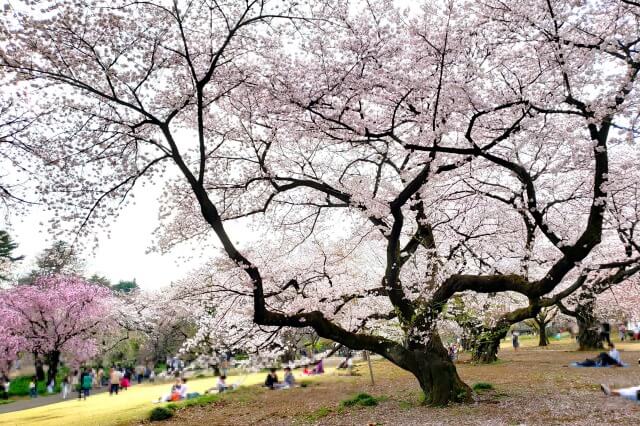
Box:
[216, 376, 228, 392]
[179, 378, 188, 399]
[608, 344, 621, 365]
[601, 383, 640, 401]
[576, 344, 623, 367]
[156, 378, 186, 402]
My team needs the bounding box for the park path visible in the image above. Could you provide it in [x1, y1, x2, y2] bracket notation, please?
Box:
[0, 385, 111, 414]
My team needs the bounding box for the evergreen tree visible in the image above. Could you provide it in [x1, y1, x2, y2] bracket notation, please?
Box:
[0, 230, 22, 281]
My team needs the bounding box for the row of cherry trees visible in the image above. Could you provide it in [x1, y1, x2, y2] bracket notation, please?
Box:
[0, 274, 202, 383]
[0, 231, 200, 382]
[1, 0, 640, 404]
[0, 237, 196, 381]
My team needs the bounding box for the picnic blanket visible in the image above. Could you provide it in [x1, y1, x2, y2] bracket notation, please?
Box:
[569, 362, 628, 368]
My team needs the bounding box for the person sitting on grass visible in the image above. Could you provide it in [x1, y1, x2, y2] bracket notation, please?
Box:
[264, 368, 278, 389]
[576, 343, 623, 367]
[156, 378, 186, 403]
[600, 383, 640, 401]
[311, 359, 324, 374]
[179, 378, 188, 399]
[267, 368, 295, 390]
[205, 375, 238, 394]
[282, 367, 295, 388]
[217, 375, 228, 393]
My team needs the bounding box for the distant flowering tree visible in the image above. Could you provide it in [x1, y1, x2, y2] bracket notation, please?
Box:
[0, 275, 114, 384]
[2, 0, 640, 404]
[116, 289, 196, 365]
[0, 315, 26, 375]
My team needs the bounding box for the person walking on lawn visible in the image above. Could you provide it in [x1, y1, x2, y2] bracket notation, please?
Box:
[29, 377, 37, 398]
[109, 367, 121, 396]
[61, 374, 70, 399]
[79, 369, 92, 400]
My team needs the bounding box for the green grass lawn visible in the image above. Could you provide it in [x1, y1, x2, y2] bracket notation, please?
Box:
[0, 368, 335, 426]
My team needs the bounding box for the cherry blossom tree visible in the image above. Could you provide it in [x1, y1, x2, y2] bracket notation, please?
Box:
[1, 0, 640, 404]
[0, 275, 115, 384]
[0, 314, 26, 375]
[556, 171, 640, 349]
[525, 307, 558, 347]
[596, 279, 640, 322]
[557, 266, 640, 349]
[0, 98, 38, 211]
[117, 289, 196, 365]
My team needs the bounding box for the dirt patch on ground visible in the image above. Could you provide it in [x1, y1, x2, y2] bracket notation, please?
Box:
[153, 344, 640, 425]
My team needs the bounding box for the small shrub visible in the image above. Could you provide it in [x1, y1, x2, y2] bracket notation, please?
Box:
[168, 393, 221, 410]
[340, 392, 379, 408]
[182, 394, 219, 408]
[398, 400, 413, 410]
[472, 382, 494, 392]
[8, 376, 34, 396]
[305, 406, 332, 421]
[149, 407, 174, 422]
[9, 368, 68, 396]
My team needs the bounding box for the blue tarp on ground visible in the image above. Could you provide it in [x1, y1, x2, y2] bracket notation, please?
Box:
[569, 362, 628, 368]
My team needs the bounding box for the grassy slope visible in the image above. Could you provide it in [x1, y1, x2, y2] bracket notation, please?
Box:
[0, 368, 332, 426]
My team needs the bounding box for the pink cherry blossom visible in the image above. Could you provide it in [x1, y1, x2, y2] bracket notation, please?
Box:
[0, 275, 115, 382]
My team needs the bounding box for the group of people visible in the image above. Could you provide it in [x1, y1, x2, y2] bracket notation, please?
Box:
[156, 377, 189, 402]
[616, 322, 640, 341]
[593, 321, 640, 345]
[28, 368, 96, 400]
[301, 360, 324, 375]
[599, 345, 640, 402]
[165, 357, 186, 376]
[264, 367, 295, 390]
[22, 364, 154, 401]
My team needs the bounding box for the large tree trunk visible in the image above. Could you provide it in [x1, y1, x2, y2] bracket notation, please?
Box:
[577, 317, 603, 350]
[34, 354, 45, 382]
[46, 351, 61, 386]
[413, 351, 471, 405]
[472, 337, 500, 363]
[576, 303, 603, 351]
[405, 335, 472, 405]
[536, 318, 549, 346]
[471, 326, 508, 364]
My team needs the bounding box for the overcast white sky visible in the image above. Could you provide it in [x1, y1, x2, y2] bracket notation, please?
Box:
[1, 181, 242, 290]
